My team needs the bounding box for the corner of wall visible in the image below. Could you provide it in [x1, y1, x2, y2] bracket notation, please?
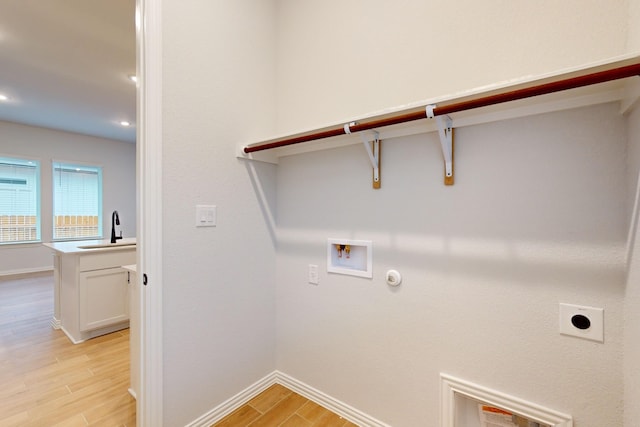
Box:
[624, 102, 640, 427]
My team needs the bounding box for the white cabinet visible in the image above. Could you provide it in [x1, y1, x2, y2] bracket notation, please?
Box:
[51, 253, 62, 329]
[124, 266, 139, 399]
[79, 267, 129, 332]
[44, 240, 136, 344]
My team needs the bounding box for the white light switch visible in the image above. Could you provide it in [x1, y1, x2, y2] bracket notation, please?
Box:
[308, 264, 319, 285]
[196, 205, 216, 227]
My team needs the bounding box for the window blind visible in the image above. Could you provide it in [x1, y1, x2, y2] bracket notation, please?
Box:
[0, 157, 41, 244]
[53, 162, 103, 240]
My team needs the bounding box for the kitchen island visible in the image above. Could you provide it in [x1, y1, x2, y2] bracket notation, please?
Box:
[43, 238, 136, 343]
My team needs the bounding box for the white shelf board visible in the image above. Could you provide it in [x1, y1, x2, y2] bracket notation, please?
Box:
[238, 53, 640, 164]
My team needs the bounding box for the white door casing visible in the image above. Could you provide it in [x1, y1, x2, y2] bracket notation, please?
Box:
[135, 0, 163, 425]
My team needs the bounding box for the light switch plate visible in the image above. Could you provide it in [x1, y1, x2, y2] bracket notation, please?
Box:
[195, 205, 216, 227]
[308, 264, 319, 285]
[559, 303, 604, 342]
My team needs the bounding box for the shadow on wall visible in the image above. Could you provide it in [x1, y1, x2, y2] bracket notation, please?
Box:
[244, 159, 278, 247]
[246, 104, 629, 294]
[277, 229, 625, 292]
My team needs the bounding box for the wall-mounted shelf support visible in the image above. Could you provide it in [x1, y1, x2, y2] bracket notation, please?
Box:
[359, 131, 381, 189]
[427, 105, 455, 185]
[620, 77, 640, 114]
[238, 57, 640, 187]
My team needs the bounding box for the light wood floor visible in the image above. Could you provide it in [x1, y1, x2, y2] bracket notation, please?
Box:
[1, 273, 355, 427]
[212, 384, 358, 427]
[0, 273, 135, 427]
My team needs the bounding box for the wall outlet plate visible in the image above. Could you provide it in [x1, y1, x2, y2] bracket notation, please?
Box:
[559, 303, 604, 343]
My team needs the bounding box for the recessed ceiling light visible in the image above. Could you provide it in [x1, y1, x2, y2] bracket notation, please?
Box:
[0, 94, 8, 101]
[120, 121, 131, 127]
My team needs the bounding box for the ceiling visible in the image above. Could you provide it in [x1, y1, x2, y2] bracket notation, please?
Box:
[0, 1, 137, 143]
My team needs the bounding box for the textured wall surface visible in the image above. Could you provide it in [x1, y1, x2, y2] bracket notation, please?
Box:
[275, 104, 627, 426]
[271, 3, 632, 424]
[628, 0, 640, 52]
[624, 105, 640, 427]
[275, 0, 629, 134]
[154, 0, 636, 425]
[160, 1, 278, 426]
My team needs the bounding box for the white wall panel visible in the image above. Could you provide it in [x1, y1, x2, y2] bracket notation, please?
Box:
[160, 1, 278, 425]
[275, 104, 627, 426]
[275, 0, 629, 134]
[628, 0, 640, 52]
[624, 104, 640, 427]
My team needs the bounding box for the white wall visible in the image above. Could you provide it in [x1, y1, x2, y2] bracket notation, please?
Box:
[153, 0, 637, 424]
[0, 120, 136, 275]
[275, 103, 627, 426]
[275, 0, 629, 134]
[160, 1, 278, 426]
[624, 104, 640, 427]
[628, 0, 640, 52]
[271, 3, 633, 425]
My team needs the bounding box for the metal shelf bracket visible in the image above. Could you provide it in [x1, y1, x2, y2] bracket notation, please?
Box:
[427, 105, 455, 185]
[359, 130, 381, 189]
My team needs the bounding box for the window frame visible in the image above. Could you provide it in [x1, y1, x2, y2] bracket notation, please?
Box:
[0, 155, 41, 245]
[52, 160, 104, 242]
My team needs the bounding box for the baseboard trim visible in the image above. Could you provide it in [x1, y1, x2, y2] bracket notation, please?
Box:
[186, 372, 278, 427]
[60, 326, 84, 345]
[50, 316, 61, 330]
[59, 322, 129, 345]
[0, 267, 53, 280]
[275, 371, 391, 427]
[186, 370, 390, 427]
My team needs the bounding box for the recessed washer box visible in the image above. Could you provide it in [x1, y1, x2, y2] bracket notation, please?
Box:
[327, 239, 372, 278]
[559, 303, 604, 343]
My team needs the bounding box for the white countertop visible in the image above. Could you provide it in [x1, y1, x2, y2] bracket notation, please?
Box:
[122, 264, 137, 273]
[43, 237, 137, 254]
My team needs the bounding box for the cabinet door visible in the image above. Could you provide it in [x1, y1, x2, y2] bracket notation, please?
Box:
[79, 267, 129, 332]
[128, 271, 139, 398]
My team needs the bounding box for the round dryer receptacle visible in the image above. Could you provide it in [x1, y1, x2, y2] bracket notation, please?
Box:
[571, 314, 591, 330]
[386, 270, 402, 287]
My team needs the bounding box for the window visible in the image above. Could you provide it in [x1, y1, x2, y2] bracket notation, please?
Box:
[0, 157, 41, 244]
[53, 162, 103, 240]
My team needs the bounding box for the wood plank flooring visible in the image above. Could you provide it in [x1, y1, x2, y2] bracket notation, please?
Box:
[0, 273, 135, 427]
[1, 273, 356, 427]
[212, 384, 358, 427]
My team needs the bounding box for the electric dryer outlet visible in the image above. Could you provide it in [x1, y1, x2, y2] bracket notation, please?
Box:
[559, 303, 604, 342]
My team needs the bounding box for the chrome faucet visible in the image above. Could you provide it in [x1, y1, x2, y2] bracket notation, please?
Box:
[111, 210, 123, 243]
